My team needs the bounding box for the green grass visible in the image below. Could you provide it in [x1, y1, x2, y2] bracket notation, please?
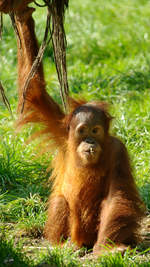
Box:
[0, 236, 31, 267]
[0, 0, 150, 265]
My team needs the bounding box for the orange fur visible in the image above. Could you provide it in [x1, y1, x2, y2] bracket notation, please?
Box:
[11, 6, 145, 254]
[0, 0, 33, 14]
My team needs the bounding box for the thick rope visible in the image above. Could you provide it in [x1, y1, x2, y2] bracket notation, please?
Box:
[48, 0, 69, 111]
[33, 0, 69, 111]
[10, 11, 21, 48]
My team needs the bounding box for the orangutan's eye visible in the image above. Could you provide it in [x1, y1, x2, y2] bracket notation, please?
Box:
[92, 127, 100, 134]
[78, 126, 86, 135]
[92, 125, 104, 139]
[76, 124, 87, 137]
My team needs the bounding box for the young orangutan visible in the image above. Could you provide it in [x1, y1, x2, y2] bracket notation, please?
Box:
[0, 4, 145, 254]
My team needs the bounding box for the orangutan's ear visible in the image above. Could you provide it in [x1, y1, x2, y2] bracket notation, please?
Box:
[67, 97, 86, 112]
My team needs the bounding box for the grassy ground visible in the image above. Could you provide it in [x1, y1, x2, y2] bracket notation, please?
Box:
[0, 0, 150, 266]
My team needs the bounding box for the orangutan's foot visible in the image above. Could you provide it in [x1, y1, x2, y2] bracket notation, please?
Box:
[93, 244, 129, 256]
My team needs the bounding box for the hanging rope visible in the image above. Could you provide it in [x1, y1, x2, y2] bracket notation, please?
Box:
[48, 0, 69, 111]
[1, 0, 69, 113]
[0, 81, 13, 116]
[32, 0, 69, 111]
[0, 13, 12, 115]
[10, 12, 21, 48]
[19, 0, 69, 113]
[0, 12, 3, 39]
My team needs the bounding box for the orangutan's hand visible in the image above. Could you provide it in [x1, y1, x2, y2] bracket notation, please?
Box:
[0, 0, 33, 14]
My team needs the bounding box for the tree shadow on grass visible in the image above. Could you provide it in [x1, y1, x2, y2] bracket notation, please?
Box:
[0, 236, 31, 267]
